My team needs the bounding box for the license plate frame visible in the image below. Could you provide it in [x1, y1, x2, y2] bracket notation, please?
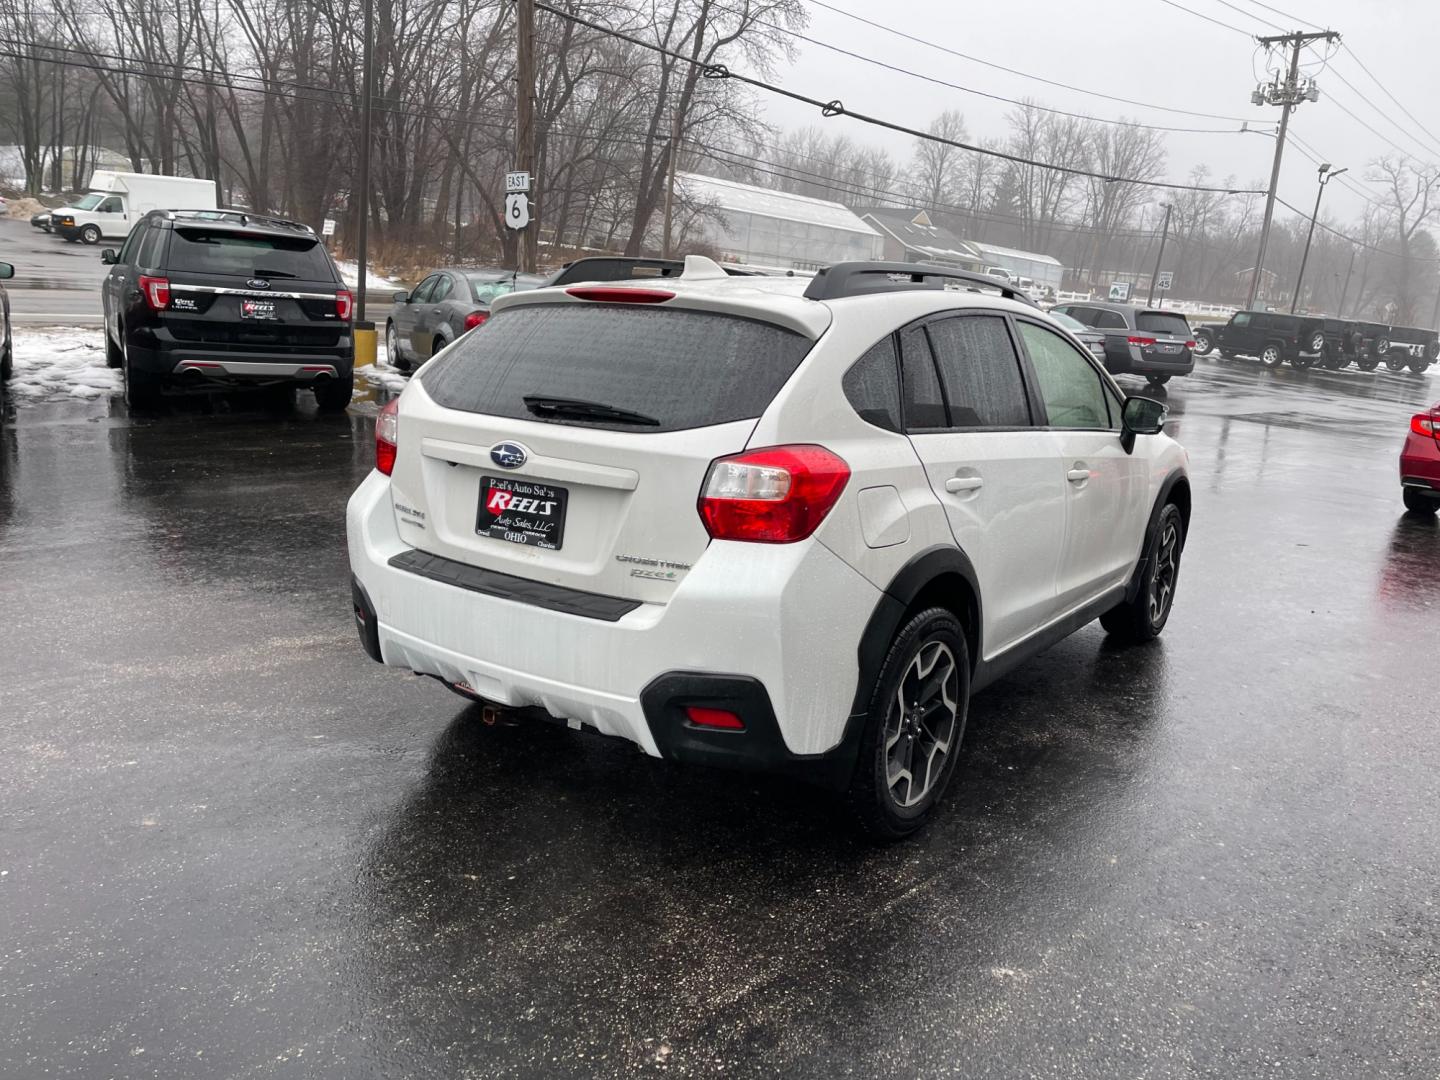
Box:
[240, 298, 277, 321]
[475, 475, 568, 551]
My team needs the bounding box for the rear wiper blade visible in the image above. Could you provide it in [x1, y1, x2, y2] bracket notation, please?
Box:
[523, 395, 660, 426]
[251, 266, 297, 279]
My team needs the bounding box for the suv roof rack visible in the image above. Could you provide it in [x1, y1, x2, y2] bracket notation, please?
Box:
[544, 256, 764, 288]
[153, 208, 316, 235]
[802, 262, 1038, 307]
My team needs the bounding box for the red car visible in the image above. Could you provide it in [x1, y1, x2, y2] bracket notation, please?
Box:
[1401, 403, 1440, 514]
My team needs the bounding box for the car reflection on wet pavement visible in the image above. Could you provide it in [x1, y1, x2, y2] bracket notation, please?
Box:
[1, 357, 1438, 1078]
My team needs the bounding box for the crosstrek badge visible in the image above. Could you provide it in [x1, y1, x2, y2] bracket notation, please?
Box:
[475, 474, 568, 550]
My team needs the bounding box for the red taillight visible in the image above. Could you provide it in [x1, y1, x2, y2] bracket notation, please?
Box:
[684, 706, 745, 730]
[336, 289, 353, 321]
[1412, 414, 1437, 438]
[375, 397, 399, 475]
[464, 310, 489, 331]
[1184, 340, 1196, 349]
[699, 445, 850, 544]
[1127, 335, 1157, 347]
[138, 275, 170, 310]
[564, 286, 674, 304]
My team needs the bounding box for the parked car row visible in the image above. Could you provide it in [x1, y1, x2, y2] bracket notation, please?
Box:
[1190, 310, 1439, 374]
[1048, 301, 1196, 389]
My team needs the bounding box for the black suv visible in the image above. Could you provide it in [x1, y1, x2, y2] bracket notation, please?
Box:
[100, 210, 355, 410]
[1048, 301, 1194, 387]
[1193, 310, 1326, 369]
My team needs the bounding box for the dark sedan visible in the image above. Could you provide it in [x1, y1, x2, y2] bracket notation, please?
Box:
[384, 267, 546, 370]
[30, 210, 52, 233]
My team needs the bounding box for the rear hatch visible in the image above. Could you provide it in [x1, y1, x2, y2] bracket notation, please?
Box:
[160, 226, 348, 353]
[389, 296, 817, 604]
[1135, 310, 1192, 363]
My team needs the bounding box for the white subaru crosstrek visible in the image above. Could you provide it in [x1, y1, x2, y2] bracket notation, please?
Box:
[347, 258, 1190, 838]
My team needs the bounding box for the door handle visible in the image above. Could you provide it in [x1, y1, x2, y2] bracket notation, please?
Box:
[1067, 466, 1091, 483]
[945, 476, 984, 493]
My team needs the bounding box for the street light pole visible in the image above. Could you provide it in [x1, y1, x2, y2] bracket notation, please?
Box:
[1337, 244, 1356, 319]
[1146, 203, 1172, 306]
[1291, 163, 1345, 314]
[355, 0, 373, 322]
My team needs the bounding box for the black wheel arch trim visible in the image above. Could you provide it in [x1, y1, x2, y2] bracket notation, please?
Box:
[1124, 470, 1190, 604]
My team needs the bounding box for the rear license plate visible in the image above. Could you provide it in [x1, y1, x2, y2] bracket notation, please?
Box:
[241, 298, 277, 320]
[476, 475, 567, 550]
[1158, 343, 1180, 354]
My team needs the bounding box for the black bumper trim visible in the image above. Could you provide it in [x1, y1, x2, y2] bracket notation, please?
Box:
[640, 672, 859, 789]
[387, 548, 642, 622]
[351, 575, 383, 662]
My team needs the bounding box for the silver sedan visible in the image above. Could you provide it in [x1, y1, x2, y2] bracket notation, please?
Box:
[385, 268, 545, 370]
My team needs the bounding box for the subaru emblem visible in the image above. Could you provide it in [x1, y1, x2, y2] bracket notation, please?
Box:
[490, 442, 527, 469]
[247, 278, 271, 290]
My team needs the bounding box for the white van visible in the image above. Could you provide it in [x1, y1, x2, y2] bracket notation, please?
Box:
[51, 172, 217, 245]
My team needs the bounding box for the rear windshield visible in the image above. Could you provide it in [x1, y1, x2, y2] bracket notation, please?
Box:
[421, 303, 812, 433]
[167, 229, 335, 281]
[467, 276, 517, 304]
[1137, 312, 1191, 337]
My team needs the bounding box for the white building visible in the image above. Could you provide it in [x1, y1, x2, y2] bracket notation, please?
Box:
[678, 173, 883, 271]
[970, 241, 1064, 292]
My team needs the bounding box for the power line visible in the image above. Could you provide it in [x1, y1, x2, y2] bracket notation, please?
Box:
[1325, 89, 1435, 163]
[1229, 0, 1325, 30]
[1275, 195, 1440, 262]
[533, 3, 1265, 196]
[1156, 0, 1256, 38]
[1340, 43, 1440, 155]
[1205, 0, 1286, 34]
[800, 0, 1270, 125]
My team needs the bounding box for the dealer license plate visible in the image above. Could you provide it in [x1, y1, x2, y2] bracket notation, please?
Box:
[476, 475, 568, 550]
[241, 298, 277, 320]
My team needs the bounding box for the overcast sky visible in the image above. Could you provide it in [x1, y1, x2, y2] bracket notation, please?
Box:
[757, 0, 1440, 229]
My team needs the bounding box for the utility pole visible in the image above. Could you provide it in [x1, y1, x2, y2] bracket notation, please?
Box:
[515, 0, 537, 274]
[1146, 203, 1172, 305]
[1245, 29, 1340, 312]
[355, 0, 374, 321]
[1291, 163, 1346, 313]
[662, 109, 679, 259]
[1337, 245, 1356, 318]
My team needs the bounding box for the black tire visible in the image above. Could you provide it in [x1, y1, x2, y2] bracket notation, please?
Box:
[1100, 503, 1184, 644]
[433, 335, 447, 358]
[1146, 374, 1171, 387]
[123, 356, 162, 410]
[105, 331, 124, 369]
[1407, 358, 1429, 374]
[313, 376, 354, 413]
[1219, 349, 1238, 359]
[1427, 340, 1440, 361]
[1307, 331, 1327, 355]
[1357, 358, 1380, 372]
[384, 320, 405, 370]
[1385, 354, 1407, 373]
[1260, 343, 1284, 368]
[846, 607, 970, 841]
[1373, 337, 1391, 358]
[1403, 489, 1438, 515]
[79, 224, 102, 245]
[1, 338, 11, 381]
[1193, 330, 1214, 356]
[1291, 354, 1315, 370]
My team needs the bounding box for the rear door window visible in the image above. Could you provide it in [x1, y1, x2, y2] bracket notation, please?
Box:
[899, 326, 947, 431]
[421, 303, 812, 434]
[136, 224, 165, 268]
[166, 229, 335, 281]
[925, 315, 1032, 428]
[1137, 312, 1191, 337]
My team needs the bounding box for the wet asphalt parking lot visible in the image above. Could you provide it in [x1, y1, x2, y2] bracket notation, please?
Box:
[2, 352, 1438, 1079]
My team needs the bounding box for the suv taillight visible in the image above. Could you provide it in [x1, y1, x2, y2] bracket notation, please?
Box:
[1412, 414, 1437, 439]
[1184, 340, 1196, 349]
[376, 397, 399, 475]
[699, 445, 850, 544]
[138, 275, 170, 310]
[336, 290, 354, 321]
[1127, 335, 1156, 347]
[464, 310, 488, 331]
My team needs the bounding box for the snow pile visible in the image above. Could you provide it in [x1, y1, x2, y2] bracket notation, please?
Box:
[7, 328, 120, 403]
[7, 196, 46, 220]
[333, 260, 402, 290]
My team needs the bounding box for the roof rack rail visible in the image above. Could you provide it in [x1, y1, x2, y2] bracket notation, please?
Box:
[802, 262, 1038, 307]
[543, 256, 765, 288]
[158, 208, 315, 234]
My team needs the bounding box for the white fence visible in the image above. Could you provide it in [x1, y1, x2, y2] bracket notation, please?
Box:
[1051, 290, 1237, 321]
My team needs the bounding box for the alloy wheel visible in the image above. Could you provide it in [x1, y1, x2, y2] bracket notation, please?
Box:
[884, 642, 960, 809]
[1149, 520, 1180, 624]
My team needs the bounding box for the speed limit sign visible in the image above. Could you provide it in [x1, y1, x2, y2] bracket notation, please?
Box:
[505, 192, 530, 230]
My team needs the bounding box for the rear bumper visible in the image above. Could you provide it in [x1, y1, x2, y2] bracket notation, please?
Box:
[345, 469, 878, 768]
[1400, 432, 1440, 488]
[1113, 349, 1194, 376]
[124, 336, 354, 383]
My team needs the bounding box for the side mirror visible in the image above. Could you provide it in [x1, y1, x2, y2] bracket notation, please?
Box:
[392, 290, 409, 304]
[100, 249, 118, 266]
[1121, 396, 1167, 453]
[0, 261, 13, 280]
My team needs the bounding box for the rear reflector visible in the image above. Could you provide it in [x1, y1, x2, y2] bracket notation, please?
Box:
[376, 397, 399, 475]
[684, 706, 745, 730]
[699, 444, 850, 544]
[565, 286, 674, 304]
